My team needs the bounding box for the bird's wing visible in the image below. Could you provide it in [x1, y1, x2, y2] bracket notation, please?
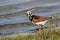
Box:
[32, 15, 48, 22]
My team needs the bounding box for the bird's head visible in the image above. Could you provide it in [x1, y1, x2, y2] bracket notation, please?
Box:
[26, 11, 32, 16]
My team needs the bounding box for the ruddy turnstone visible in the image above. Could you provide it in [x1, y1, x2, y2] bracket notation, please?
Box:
[26, 11, 49, 30]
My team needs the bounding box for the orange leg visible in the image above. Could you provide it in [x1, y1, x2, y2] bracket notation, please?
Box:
[37, 25, 43, 31]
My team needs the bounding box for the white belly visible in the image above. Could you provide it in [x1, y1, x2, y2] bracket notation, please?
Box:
[32, 20, 48, 25]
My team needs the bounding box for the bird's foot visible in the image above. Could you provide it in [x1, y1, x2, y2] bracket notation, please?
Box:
[36, 26, 43, 31]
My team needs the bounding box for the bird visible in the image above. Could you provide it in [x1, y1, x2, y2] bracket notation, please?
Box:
[26, 11, 49, 31]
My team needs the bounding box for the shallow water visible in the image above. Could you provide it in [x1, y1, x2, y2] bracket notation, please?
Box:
[0, 0, 60, 35]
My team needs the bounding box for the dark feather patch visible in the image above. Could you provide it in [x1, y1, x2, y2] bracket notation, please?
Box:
[31, 15, 48, 22]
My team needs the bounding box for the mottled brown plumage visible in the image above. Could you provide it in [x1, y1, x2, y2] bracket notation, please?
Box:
[31, 15, 48, 23]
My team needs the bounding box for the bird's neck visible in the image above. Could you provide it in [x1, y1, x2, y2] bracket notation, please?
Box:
[29, 15, 33, 21]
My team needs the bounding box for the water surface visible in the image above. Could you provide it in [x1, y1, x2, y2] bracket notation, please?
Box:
[0, 0, 60, 36]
